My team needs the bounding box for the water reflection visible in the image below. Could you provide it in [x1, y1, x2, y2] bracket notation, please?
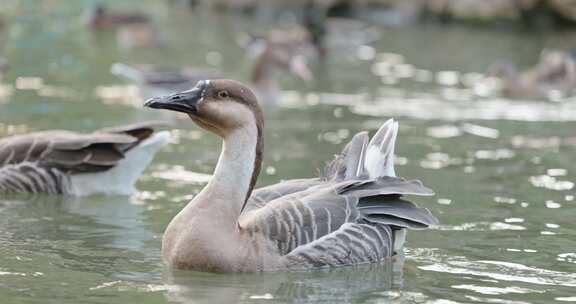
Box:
[0, 194, 158, 276]
[164, 259, 403, 304]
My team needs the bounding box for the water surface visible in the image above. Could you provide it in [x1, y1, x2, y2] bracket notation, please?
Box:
[1, 1, 575, 303]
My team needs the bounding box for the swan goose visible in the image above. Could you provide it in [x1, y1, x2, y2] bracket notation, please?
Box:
[0, 56, 7, 81]
[145, 79, 437, 272]
[0, 122, 169, 196]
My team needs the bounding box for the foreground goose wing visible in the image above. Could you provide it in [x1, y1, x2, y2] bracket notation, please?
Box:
[240, 177, 434, 268]
[243, 178, 323, 213]
[240, 119, 437, 269]
[0, 122, 170, 195]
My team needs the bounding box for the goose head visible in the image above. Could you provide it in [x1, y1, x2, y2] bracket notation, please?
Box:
[144, 79, 263, 138]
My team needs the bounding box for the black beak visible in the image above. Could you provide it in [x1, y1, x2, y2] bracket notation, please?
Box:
[144, 80, 208, 114]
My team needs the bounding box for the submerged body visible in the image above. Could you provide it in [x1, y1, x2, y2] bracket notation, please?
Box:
[0, 122, 169, 196]
[145, 79, 437, 272]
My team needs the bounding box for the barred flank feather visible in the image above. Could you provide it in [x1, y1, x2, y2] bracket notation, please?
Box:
[240, 119, 438, 268]
[0, 163, 69, 194]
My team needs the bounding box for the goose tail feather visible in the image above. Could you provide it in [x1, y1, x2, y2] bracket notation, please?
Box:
[365, 119, 398, 179]
[325, 118, 399, 181]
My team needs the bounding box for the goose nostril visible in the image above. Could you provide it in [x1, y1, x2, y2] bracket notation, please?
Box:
[171, 95, 182, 101]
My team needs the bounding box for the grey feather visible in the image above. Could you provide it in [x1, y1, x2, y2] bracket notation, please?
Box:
[338, 177, 435, 197]
[358, 196, 439, 227]
[238, 119, 438, 269]
[324, 131, 369, 181]
[365, 214, 429, 229]
[244, 178, 323, 213]
[344, 132, 369, 179]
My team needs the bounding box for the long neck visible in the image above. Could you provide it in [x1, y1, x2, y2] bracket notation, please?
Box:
[195, 123, 263, 222]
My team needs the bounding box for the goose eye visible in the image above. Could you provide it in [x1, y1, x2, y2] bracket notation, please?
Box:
[217, 90, 229, 99]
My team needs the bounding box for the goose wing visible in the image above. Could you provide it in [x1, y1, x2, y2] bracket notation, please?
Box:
[243, 178, 323, 213]
[0, 122, 162, 173]
[241, 119, 438, 268]
[239, 177, 435, 267]
[243, 119, 398, 213]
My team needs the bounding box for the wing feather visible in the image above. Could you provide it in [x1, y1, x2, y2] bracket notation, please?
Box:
[240, 176, 437, 268]
[0, 122, 163, 174]
[358, 196, 439, 228]
[243, 178, 322, 213]
[239, 119, 438, 269]
[338, 176, 435, 197]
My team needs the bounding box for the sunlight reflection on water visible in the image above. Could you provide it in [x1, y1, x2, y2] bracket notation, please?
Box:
[353, 98, 576, 122]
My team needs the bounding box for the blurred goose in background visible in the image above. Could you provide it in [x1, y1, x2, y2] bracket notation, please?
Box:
[116, 23, 160, 49]
[482, 49, 576, 99]
[311, 0, 381, 50]
[86, 3, 150, 30]
[0, 122, 170, 196]
[324, 18, 380, 51]
[264, 2, 378, 60]
[238, 28, 317, 61]
[145, 79, 437, 272]
[112, 41, 312, 104]
[111, 63, 221, 101]
[0, 56, 8, 82]
[326, 0, 356, 19]
[248, 40, 313, 103]
[84, 3, 159, 48]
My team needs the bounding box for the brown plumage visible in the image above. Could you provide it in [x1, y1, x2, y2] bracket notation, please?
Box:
[145, 80, 437, 272]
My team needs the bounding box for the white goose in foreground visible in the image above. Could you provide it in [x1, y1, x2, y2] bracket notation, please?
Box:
[145, 79, 438, 272]
[0, 122, 170, 196]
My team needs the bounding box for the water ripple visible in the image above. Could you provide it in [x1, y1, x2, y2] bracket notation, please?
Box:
[420, 258, 576, 288]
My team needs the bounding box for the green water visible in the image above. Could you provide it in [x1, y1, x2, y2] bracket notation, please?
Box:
[1, 1, 576, 303]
